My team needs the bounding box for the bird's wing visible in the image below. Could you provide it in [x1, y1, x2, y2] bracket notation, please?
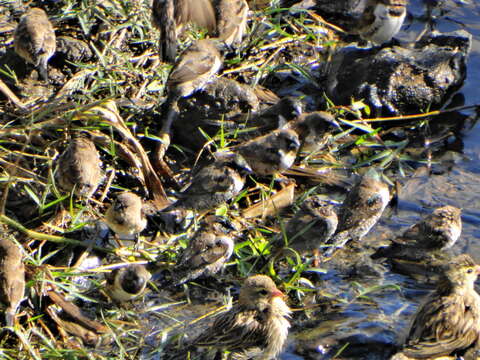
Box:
[404, 293, 480, 358]
[192, 307, 265, 351]
[182, 166, 233, 197]
[168, 47, 218, 85]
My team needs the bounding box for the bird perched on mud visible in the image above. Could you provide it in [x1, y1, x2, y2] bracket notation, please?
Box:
[151, 0, 217, 63]
[186, 275, 291, 359]
[215, 0, 249, 47]
[324, 169, 390, 257]
[155, 38, 223, 163]
[172, 215, 236, 285]
[286, 111, 340, 154]
[163, 151, 252, 212]
[391, 254, 480, 360]
[235, 128, 301, 177]
[56, 135, 103, 199]
[104, 192, 147, 241]
[355, 0, 408, 46]
[0, 237, 25, 327]
[14, 7, 56, 81]
[372, 205, 462, 261]
[274, 196, 338, 256]
[105, 264, 151, 302]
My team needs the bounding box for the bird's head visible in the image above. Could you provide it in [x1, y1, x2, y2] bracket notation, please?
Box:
[442, 254, 480, 290]
[239, 275, 284, 312]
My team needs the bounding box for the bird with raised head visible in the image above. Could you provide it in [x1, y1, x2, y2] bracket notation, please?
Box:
[186, 274, 291, 359]
[14, 7, 56, 81]
[391, 254, 480, 360]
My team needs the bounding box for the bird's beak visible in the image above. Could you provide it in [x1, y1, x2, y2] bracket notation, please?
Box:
[271, 289, 284, 298]
[476, 265, 480, 275]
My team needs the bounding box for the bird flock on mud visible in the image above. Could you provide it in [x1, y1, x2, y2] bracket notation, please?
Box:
[1, 0, 479, 359]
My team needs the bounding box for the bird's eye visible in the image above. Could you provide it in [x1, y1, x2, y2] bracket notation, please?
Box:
[258, 289, 268, 296]
[467, 268, 474, 274]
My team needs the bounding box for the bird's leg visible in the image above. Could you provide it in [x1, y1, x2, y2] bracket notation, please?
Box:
[153, 101, 178, 180]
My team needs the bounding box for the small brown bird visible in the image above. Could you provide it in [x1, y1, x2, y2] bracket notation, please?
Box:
[189, 274, 291, 359]
[105, 264, 151, 302]
[277, 196, 338, 255]
[372, 205, 462, 261]
[164, 151, 252, 212]
[392, 254, 480, 359]
[355, 0, 408, 45]
[215, 0, 249, 47]
[156, 38, 223, 162]
[152, 0, 217, 63]
[324, 169, 390, 256]
[235, 128, 301, 176]
[14, 8, 56, 81]
[173, 215, 236, 285]
[104, 192, 147, 239]
[0, 237, 25, 326]
[56, 135, 103, 198]
[286, 111, 340, 154]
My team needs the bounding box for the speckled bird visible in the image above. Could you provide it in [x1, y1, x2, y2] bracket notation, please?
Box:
[0, 237, 25, 327]
[372, 205, 462, 261]
[286, 111, 340, 153]
[391, 254, 480, 360]
[276, 196, 338, 255]
[105, 264, 151, 302]
[104, 192, 147, 240]
[56, 135, 103, 198]
[188, 275, 291, 359]
[164, 151, 252, 212]
[173, 215, 236, 285]
[324, 169, 390, 256]
[356, 0, 408, 45]
[14, 8, 56, 81]
[235, 128, 301, 177]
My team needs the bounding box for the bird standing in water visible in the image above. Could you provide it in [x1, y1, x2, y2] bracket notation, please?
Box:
[187, 275, 291, 359]
[324, 169, 390, 257]
[372, 205, 462, 261]
[391, 254, 480, 360]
